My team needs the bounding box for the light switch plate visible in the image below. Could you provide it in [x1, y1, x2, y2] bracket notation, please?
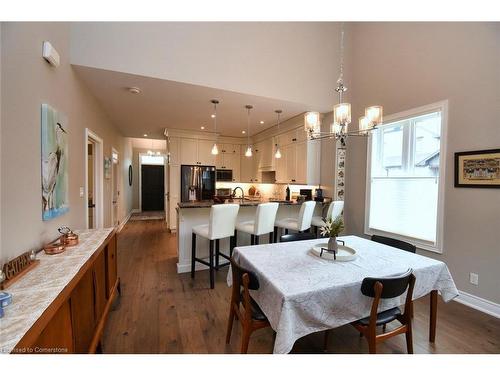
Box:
[79, 187, 84, 197]
[469, 272, 479, 285]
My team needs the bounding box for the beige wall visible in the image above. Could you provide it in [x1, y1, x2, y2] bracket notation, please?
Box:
[70, 22, 344, 111]
[344, 22, 500, 303]
[0, 23, 133, 262]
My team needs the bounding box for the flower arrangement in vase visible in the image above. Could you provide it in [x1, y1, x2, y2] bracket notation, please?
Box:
[320, 217, 344, 253]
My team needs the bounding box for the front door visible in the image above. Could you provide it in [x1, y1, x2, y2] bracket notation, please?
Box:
[141, 165, 165, 211]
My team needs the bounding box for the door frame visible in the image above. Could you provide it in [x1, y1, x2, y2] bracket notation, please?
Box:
[85, 128, 104, 229]
[111, 147, 119, 227]
[138, 152, 166, 212]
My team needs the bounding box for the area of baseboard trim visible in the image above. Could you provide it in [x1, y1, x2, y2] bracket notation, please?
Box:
[117, 211, 132, 233]
[454, 290, 500, 319]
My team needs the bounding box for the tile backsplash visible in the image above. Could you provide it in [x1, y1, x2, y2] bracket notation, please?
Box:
[215, 182, 320, 200]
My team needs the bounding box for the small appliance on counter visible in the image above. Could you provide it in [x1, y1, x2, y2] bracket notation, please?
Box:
[300, 189, 313, 201]
[213, 188, 233, 204]
[314, 186, 324, 202]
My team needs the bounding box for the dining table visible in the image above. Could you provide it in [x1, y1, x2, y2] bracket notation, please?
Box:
[227, 235, 459, 354]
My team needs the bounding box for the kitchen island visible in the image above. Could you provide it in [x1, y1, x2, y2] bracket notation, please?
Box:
[176, 199, 323, 273]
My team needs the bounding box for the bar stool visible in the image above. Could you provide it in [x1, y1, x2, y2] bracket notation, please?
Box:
[235, 202, 279, 245]
[311, 200, 344, 236]
[274, 200, 316, 242]
[191, 204, 240, 289]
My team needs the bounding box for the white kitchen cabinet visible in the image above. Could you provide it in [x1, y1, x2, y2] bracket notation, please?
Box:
[274, 148, 287, 183]
[197, 139, 216, 165]
[256, 138, 273, 171]
[285, 143, 297, 183]
[179, 138, 216, 166]
[276, 138, 321, 185]
[252, 147, 261, 182]
[179, 138, 198, 165]
[168, 165, 180, 231]
[167, 137, 180, 165]
[240, 151, 254, 182]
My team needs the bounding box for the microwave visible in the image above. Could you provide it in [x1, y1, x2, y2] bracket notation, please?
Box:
[216, 169, 233, 182]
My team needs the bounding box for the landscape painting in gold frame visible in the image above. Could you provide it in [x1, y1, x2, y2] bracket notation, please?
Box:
[454, 148, 500, 188]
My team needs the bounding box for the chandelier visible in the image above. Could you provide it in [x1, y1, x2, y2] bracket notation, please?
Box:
[304, 23, 383, 146]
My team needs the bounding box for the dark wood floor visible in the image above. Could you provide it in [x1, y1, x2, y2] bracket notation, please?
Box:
[102, 220, 500, 354]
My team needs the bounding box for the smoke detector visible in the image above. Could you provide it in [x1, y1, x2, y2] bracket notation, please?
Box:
[128, 87, 141, 95]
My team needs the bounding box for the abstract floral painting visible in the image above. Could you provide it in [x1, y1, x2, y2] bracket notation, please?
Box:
[41, 104, 69, 220]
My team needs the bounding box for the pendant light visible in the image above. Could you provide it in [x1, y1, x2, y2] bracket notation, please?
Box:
[274, 109, 282, 159]
[210, 99, 219, 155]
[245, 105, 253, 157]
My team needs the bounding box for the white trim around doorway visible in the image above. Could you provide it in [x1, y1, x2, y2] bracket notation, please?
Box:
[85, 128, 104, 229]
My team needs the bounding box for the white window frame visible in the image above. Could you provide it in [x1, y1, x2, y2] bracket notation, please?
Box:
[364, 100, 448, 253]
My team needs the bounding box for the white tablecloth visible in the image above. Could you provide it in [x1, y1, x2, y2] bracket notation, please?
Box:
[227, 235, 458, 354]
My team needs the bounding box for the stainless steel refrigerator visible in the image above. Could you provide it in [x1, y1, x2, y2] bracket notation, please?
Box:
[180, 165, 216, 202]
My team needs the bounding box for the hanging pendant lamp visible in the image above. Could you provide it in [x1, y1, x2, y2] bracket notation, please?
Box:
[245, 105, 253, 157]
[210, 99, 219, 155]
[274, 109, 282, 159]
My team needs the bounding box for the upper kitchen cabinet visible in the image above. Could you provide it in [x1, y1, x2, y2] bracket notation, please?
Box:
[179, 138, 215, 166]
[216, 144, 240, 181]
[255, 138, 273, 172]
[167, 137, 180, 165]
[273, 134, 320, 185]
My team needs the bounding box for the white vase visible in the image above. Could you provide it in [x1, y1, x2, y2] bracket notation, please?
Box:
[328, 237, 338, 253]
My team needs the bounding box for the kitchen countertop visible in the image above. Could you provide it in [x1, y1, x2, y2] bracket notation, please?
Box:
[0, 228, 114, 353]
[178, 199, 321, 208]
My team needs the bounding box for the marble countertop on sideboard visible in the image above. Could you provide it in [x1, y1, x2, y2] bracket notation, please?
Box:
[0, 228, 114, 354]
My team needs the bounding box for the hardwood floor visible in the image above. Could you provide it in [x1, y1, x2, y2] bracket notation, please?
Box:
[102, 220, 500, 354]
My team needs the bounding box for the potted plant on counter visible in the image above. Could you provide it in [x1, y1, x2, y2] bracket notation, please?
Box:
[320, 217, 344, 253]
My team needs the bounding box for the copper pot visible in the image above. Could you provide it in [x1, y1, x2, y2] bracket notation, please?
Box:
[43, 241, 66, 255]
[61, 233, 79, 247]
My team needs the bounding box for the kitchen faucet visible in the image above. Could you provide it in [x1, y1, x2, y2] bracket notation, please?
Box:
[232, 187, 244, 201]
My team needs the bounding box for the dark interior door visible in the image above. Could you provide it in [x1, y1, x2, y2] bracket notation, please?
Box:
[141, 165, 164, 211]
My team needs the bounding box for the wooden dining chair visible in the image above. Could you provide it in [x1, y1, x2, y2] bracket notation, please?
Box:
[351, 269, 416, 354]
[226, 257, 271, 353]
[279, 232, 316, 242]
[371, 235, 416, 253]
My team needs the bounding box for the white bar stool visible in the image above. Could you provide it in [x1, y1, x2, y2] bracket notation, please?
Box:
[235, 202, 279, 245]
[191, 204, 240, 289]
[311, 200, 344, 236]
[274, 200, 316, 242]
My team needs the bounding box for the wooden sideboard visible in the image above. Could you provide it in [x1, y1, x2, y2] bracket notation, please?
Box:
[9, 230, 120, 354]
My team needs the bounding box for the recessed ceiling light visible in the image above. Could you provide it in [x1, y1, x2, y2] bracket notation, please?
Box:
[200, 126, 205, 130]
[260, 120, 264, 124]
[143, 134, 148, 137]
[242, 130, 246, 134]
[211, 114, 216, 118]
[128, 87, 141, 94]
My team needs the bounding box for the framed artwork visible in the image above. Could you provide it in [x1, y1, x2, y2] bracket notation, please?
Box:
[454, 148, 500, 188]
[41, 104, 69, 220]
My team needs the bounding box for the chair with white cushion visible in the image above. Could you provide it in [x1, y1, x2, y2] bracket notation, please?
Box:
[236, 202, 279, 245]
[311, 200, 344, 237]
[273, 200, 316, 242]
[191, 204, 240, 289]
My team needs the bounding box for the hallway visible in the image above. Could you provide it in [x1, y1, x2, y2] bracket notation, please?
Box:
[102, 220, 500, 354]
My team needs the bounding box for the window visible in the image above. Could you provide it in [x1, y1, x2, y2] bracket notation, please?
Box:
[140, 155, 164, 165]
[365, 101, 447, 252]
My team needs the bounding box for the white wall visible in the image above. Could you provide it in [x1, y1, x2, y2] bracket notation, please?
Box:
[345, 22, 500, 304]
[70, 22, 344, 110]
[0, 23, 133, 262]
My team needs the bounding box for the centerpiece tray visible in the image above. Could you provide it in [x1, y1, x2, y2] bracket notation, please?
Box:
[310, 243, 357, 262]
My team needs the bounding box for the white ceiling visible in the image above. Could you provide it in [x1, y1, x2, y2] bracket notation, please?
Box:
[74, 65, 320, 139]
